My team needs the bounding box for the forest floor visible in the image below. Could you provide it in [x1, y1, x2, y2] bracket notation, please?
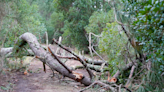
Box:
[0, 44, 105, 92]
[0, 57, 95, 92]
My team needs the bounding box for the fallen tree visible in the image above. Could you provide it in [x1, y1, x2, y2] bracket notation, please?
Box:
[0, 32, 134, 91]
[1, 32, 92, 86]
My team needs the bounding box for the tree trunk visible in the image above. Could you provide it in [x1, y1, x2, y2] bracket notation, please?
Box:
[0, 32, 92, 86]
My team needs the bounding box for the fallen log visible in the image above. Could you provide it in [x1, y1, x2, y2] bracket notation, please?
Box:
[72, 64, 108, 72]
[0, 32, 92, 86]
[85, 59, 108, 66]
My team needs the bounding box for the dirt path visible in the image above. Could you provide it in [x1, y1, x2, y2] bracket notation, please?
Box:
[0, 45, 95, 92]
[9, 58, 91, 92]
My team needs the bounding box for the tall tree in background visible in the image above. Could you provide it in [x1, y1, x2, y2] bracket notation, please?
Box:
[52, 0, 110, 52]
[33, 0, 55, 41]
[0, 0, 46, 47]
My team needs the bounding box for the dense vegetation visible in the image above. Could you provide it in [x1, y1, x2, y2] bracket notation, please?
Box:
[0, 0, 163, 91]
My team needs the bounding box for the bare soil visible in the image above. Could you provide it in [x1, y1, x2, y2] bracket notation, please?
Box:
[0, 57, 92, 92]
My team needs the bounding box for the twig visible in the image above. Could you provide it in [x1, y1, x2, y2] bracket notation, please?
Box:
[88, 33, 93, 60]
[125, 65, 136, 86]
[88, 32, 101, 63]
[79, 81, 132, 92]
[79, 81, 116, 92]
[120, 85, 132, 92]
[112, 1, 130, 27]
[45, 31, 48, 52]
[125, 42, 136, 65]
[48, 45, 72, 73]
[132, 67, 145, 79]
[113, 60, 137, 78]
[90, 32, 101, 38]
[112, 1, 134, 49]
[91, 46, 106, 64]
[56, 36, 62, 55]
[91, 46, 108, 72]
[78, 81, 96, 92]
[39, 33, 41, 43]
[119, 84, 122, 92]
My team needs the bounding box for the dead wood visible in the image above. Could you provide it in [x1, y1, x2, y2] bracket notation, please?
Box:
[79, 80, 131, 92]
[85, 59, 108, 66]
[0, 32, 139, 90]
[1, 32, 92, 86]
[125, 65, 136, 86]
[113, 61, 135, 78]
[56, 54, 108, 66]
[48, 46, 72, 73]
[73, 64, 108, 72]
[56, 55, 78, 60]
[52, 39, 94, 79]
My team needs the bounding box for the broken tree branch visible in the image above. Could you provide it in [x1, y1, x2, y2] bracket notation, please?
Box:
[79, 80, 131, 92]
[48, 45, 72, 73]
[56, 55, 78, 60]
[91, 46, 107, 64]
[73, 64, 108, 72]
[85, 59, 108, 66]
[113, 61, 137, 78]
[125, 65, 136, 86]
[91, 46, 108, 72]
[52, 39, 94, 79]
[79, 81, 117, 92]
[55, 36, 62, 55]
[88, 32, 101, 60]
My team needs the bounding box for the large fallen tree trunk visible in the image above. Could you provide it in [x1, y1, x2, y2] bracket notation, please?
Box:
[0, 32, 135, 91]
[1, 32, 92, 86]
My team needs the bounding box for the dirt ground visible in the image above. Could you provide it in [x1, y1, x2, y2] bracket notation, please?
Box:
[0, 57, 94, 92]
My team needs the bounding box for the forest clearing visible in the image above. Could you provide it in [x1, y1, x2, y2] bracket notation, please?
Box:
[0, 0, 164, 92]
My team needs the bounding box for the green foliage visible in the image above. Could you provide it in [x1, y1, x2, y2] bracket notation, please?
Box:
[50, 11, 64, 38]
[85, 10, 114, 35]
[99, 22, 128, 75]
[122, 0, 164, 67]
[1, 1, 163, 91]
[0, 82, 13, 91]
[33, 0, 55, 41]
[53, 0, 111, 52]
[121, 0, 164, 91]
[0, 0, 46, 47]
